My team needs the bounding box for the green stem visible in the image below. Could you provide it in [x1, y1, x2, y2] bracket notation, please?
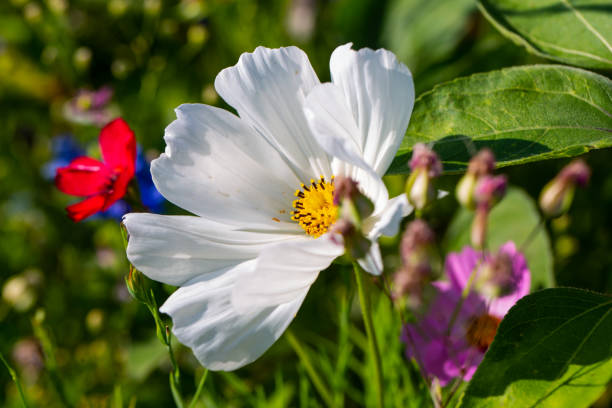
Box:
[146, 294, 184, 408]
[187, 369, 209, 408]
[519, 218, 545, 253]
[285, 329, 335, 407]
[0, 351, 28, 408]
[353, 263, 384, 408]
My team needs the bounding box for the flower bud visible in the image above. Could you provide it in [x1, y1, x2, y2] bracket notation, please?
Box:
[334, 176, 374, 224]
[330, 218, 371, 260]
[468, 148, 495, 176]
[539, 159, 590, 218]
[405, 143, 442, 210]
[456, 149, 496, 209]
[474, 175, 507, 210]
[125, 265, 151, 304]
[394, 220, 437, 302]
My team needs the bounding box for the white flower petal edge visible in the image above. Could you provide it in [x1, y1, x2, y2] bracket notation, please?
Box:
[329, 43, 415, 176]
[160, 260, 307, 371]
[124, 213, 297, 286]
[152, 103, 303, 230]
[231, 235, 343, 312]
[359, 194, 412, 275]
[215, 46, 332, 182]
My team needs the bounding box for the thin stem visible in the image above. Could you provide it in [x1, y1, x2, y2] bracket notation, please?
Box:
[187, 369, 209, 408]
[285, 328, 335, 407]
[146, 295, 184, 408]
[519, 218, 545, 253]
[353, 263, 384, 408]
[0, 351, 28, 408]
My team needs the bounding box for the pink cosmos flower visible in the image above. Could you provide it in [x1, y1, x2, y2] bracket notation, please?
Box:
[402, 242, 530, 386]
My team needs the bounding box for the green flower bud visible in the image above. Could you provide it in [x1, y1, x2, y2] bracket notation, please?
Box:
[125, 265, 151, 305]
[406, 143, 441, 211]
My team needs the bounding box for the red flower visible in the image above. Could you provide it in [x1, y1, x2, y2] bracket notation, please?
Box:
[55, 118, 136, 221]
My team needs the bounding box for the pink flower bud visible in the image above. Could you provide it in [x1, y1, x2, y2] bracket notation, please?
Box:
[333, 176, 374, 221]
[456, 149, 497, 209]
[559, 159, 590, 187]
[409, 143, 442, 177]
[400, 219, 435, 264]
[406, 144, 442, 210]
[474, 175, 507, 209]
[467, 148, 496, 176]
[394, 220, 437, 301]
[539, 159, 590, 218]
[333, 176, 359, 206]
[330, 218, 371, 260]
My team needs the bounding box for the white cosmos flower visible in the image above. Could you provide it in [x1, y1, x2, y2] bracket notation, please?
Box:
[124, 43, 415, 371]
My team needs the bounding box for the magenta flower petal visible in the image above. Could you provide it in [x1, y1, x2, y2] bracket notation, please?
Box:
[401, 242, 531, 386]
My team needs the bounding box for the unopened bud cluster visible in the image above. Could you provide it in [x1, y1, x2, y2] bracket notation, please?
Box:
[456, 149, 495, 209]
[405, 143, 442, 211]
[455, 149, 507, 249]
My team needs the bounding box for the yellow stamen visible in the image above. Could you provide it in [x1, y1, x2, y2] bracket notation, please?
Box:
[291, 176, 337, 238]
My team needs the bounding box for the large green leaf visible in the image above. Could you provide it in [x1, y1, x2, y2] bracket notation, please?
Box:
[478, 0, 612, 70]
[443, 187, 554, 290]
[459, 288, 612, 408]
[389, 65, 612, 174]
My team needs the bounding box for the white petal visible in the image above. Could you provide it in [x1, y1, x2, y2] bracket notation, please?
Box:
[364, 194, 412, 239]
[330, 43, 415, 176]
[152, 104, 302, 230]
[303, 83, 372, 173]
[124, 213, 296, 286]
[232, 235, 343, 312]
[357, 241, 384, 276]
[160, 260, 306, 371]
[215, 46, 331, 181]
[302, 82, 391, 213]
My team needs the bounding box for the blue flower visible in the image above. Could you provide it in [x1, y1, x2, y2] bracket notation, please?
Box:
[42, 133, 84, 180]
[135, 147, 165, 214]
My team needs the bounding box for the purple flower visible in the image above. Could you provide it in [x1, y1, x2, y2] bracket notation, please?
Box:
[402, 242, 530, 386]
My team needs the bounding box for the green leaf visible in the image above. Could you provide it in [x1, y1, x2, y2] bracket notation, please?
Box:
[443, 187, 554, 290]
[459, 288, 612, 408]
[382, 0, 475, 74]
[390, 65, 612, 174]
[477, 0, 612, 70]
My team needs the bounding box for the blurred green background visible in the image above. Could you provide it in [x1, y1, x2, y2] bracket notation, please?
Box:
[1, 0, 610, 406]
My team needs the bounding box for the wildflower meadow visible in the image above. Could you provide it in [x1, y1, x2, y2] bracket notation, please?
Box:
[1, 1, 611, 407]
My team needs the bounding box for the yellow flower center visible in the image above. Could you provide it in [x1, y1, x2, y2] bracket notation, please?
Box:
[465, 313, 501, 352]
[291, 176, 337, 238]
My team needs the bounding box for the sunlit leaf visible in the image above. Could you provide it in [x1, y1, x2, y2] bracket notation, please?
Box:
[478, 0, 612, 69]
[390, 65, 612, 174]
